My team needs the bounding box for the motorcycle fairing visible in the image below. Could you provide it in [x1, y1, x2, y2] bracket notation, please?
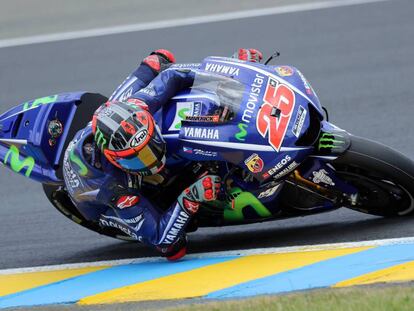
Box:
[0, 92, 106, 184]
[161, 58, 325, 182]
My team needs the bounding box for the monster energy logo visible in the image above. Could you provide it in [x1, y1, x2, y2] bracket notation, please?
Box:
[95, 127, 107, 151]
[22, 95, 58, 112]
[175, 108, 190, 129]
[3, 145, 35, 177]
[223, 188, 271, 222]
[69, 148, 88, 176]
[318, 133, 345, 150]
[235, 123, 248, 141]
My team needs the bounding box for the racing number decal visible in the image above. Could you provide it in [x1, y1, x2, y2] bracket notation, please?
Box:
[256, 80, 295, 151]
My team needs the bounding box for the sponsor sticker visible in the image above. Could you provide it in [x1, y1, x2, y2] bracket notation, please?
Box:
[138, 84, 156, 97]
[275, 66, 294, 77]
[119, 87, 134, 101]
[266, 155, 292, 177]
[169, 102, 195, 131]
[262, 159, 300, 180]
[63, 141, 81, 188]
[258, 184, 280, 199]
[241, 73, 266, 124]
[312, 169, 335, 186]
[292, 106, 307, 138]
[161, 210, 190, 244]
[235, 123, 248, 141]
[170, 63, 201, 69]
[297, 70, 313, 95]
[117, 195, 140, 209]
[185, 115, 219, 122]
[130, 129, 149, 148]
[182, 147, 218, 157]
[183, 127, 220, 140]
[205, 63, 240, 76]
[244, 153, 264, 173]
[183, 198, 200, 214]
[99, 215, 139, 239]
[120, 120, 137, 135]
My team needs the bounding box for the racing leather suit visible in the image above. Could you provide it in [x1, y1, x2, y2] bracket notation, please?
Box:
[63, 49, 260, 258]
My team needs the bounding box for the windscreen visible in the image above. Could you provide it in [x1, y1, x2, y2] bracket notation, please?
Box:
[188, 71, 245, 122]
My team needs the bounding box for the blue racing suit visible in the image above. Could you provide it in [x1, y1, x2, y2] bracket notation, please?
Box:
[63, 59, 198, 255]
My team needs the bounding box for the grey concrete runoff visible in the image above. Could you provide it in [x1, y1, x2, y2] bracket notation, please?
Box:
[0, 0, 413, 272]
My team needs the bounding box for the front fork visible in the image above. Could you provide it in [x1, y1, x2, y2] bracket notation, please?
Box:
[292, 121, 359, 206]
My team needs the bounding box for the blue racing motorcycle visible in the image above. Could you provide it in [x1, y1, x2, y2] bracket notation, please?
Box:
[1, 56, 413, 240]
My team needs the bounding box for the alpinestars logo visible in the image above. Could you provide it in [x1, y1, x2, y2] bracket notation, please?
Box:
[117, 196, 140, 209]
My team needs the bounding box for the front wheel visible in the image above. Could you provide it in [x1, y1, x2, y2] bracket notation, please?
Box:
[332, 135, 414, 217]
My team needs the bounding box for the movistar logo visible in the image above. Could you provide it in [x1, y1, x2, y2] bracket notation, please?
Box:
[22, 95, 58, 112]
[235, 123, 248, 141]
[95, 127, 107, 151]
[69, 148, 88, 176]
[4, 145, 35, 177]
[175, 108, 190, 129]
[318, 133, 345, 150]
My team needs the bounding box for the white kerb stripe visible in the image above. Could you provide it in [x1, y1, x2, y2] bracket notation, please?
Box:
[0, 0, 391, 48]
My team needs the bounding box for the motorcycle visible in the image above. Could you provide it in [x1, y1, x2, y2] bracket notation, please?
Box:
[1, 55, 413, 241]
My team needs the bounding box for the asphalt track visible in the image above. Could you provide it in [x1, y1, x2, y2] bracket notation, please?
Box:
[0, 0, 413, 270]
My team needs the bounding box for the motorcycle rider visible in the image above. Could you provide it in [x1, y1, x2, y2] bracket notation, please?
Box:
[63, 48, 263, 260]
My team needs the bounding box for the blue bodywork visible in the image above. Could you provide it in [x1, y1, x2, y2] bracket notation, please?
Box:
[0, 57, 356, 227]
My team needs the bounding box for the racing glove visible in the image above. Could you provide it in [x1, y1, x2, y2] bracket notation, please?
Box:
[177, 175, 221, 215]
[233, 48, 263, 63]
[142, 49, 176, 74]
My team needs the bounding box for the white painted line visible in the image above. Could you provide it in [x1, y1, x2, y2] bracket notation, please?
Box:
[0, 235, 413, 275]
[0, 0, 391, 49]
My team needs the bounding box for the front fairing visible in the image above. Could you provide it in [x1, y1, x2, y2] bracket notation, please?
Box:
[161, 57, 326, 182]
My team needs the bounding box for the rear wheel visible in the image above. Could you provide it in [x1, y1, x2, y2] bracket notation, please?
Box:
[333, 135, 414, 217]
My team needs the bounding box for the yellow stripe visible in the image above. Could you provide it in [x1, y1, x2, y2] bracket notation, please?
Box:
[138, 144, 156, 166]
[334, 260, 414, 287]
[0, 266, 109, 297]
[79, 246, 370, 305]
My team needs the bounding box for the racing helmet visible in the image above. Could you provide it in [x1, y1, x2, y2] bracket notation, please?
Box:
[91, 100, 166, 176]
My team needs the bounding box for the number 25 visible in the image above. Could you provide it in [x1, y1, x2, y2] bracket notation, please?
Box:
[256, 82, 295, 151]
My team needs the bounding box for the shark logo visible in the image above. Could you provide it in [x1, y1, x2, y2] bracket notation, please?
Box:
[4, 145, 35, 177]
